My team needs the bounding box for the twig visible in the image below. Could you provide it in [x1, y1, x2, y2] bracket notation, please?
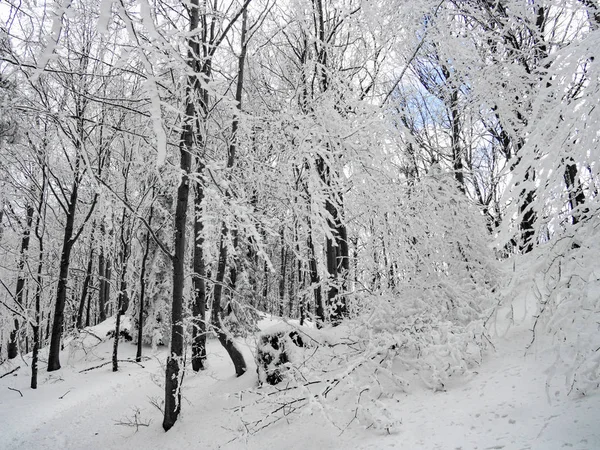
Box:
[0, 366, 20, 379]
[59, 390, 71, 399]
[8, 387, 23, 397]
[114, 407, 151, 432]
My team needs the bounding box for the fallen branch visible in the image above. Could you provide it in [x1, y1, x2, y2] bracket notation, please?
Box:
[80, 359, 146, 373]
[0, 366, 20, 379]
[81, 329, 103, 342]
[59, 390, 71, 399]
[8, 387, 23, 397]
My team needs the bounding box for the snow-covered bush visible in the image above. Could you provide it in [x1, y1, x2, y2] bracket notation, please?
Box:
[503, 207, 600, 396]
[350, 292, 489, 390]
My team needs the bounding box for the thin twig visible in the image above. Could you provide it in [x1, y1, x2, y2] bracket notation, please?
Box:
[8, 387, 23, 397]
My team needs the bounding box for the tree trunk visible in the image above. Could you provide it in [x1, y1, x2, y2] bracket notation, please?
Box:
[76, 237, 94, 330]
[112, 208, 130, 372]
[48, 179, 79, 371]
[307, 218, 324, 325]
[98, 245, 107, 322]
[136, 207, 153, 363]
[163, 0, 200, 428]
[163, 102, 192, 430]
[8, 204, 34, 359]
[564, 159, 587, 225]
[288, 249, 295, 318]
[209, 7, 249, 378]
[212, 229, 247, 377]
[262, 259, 269, 312]
[278, 228, 286, 317]
[31, 177, 46, 389]
[191, 180, 207, 371]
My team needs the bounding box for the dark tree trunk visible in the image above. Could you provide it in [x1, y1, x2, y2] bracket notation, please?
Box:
[8, 204, 34, 359]
[307, 219, 324, 325]
[162, 0, 201, 427]
[519, 176, 536, 254]
[262, 259, 269, 311]
[564, 159, 587, 225]
[191, 179, 207, 371]
[31, 183, 45, 389]
[85, 289, 92, 327]
[295, 221, 305, 325]
[322, 195, 349, 325]
[136, 207, 153, 363]
[76, 237, 94, 330]
[163, 105, 192, 430]
[112, 208, 131, 372]
[31, 256, 43, 389]
[48, 179, 79, 372]
[112, 308, 122, 372]
[98, 221, 111, 323]
[288, 250, 295, 318]
[212, 229, 247, 377]
[98, 246, 107, 322]
[278, 228, 286, 317]
[105, 259, 112, 315]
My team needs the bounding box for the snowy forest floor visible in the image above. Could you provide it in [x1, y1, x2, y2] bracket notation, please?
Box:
[1, 315, 599, 450]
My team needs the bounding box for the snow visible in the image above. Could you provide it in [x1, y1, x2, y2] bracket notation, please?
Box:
[1, 318, 599, 450]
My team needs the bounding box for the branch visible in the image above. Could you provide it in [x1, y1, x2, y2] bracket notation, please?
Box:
[59, 390, 71, 399]
[94, 176, 172, 260]
[71, 193, 99, 245]
[382, 0, 445, 106]
[209, 0, 254, 57]
[0, 366, 20, 379]
[8, 387, 23, 397]
[79, 359, 147, 373]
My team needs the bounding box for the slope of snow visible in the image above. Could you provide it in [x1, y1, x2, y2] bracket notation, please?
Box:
[0, 316, 598, 450]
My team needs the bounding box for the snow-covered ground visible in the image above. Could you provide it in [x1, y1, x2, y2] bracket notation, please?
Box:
[1, 316, 598, 450]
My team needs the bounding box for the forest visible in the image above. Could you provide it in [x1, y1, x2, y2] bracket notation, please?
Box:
[0, 0, 599, 448]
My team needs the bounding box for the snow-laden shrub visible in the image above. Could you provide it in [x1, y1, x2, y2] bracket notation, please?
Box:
[503, 206, 600, 396]
[349, 163, 500, 313]
[351, 292, 489, 390]
[346, 165, 499, 389]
